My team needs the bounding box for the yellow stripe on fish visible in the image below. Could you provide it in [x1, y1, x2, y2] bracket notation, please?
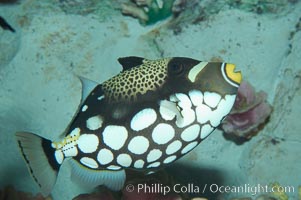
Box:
[15, 56, 242, 196]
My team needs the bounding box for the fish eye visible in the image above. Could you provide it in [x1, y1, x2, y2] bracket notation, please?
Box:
[169, 62, 184, 75]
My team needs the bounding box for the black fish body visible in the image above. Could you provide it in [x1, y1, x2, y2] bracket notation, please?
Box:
[15, 56, 242, 196]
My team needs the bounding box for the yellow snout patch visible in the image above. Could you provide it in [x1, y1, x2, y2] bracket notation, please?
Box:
[225, 63, 242, 84]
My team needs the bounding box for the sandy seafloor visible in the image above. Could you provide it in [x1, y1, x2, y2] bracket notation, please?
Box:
[0, 1, 301, 200]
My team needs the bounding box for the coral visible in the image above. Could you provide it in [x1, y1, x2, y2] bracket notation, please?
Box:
[255, 195, 274, 200]
[171, 0, 187, 16]
[121, 0, 185, 25]
[121, 2, 149, 24]
[221, 80, 272, 141]
[268, 182, 288, 200]
[0, 186, 51, 200]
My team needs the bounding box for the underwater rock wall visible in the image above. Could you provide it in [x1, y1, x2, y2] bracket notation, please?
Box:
[0, 22, 19, 68]
[0, 0, 301, 200]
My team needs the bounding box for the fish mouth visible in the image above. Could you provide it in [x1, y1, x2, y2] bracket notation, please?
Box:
[224, 63, 242, 86]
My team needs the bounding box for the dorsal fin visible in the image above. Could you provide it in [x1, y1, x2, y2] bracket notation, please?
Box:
[118, 56, 145, 71]
[78, 76, 99, 104]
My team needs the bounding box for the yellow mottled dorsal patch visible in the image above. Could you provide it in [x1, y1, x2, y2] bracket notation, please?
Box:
[102, 58, 169, 102]
[52, 128, 80, 149]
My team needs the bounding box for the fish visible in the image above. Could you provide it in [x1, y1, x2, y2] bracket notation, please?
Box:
[0, 16, 15, 32]
[15, 56, 242, 196]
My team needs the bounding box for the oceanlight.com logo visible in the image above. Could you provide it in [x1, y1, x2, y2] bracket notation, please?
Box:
[208, 183, 295, 196]
[125, 183, 295, 196]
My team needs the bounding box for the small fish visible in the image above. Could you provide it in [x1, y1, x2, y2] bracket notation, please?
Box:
[15, 56, 242, 196]
[0, 16, 15, 32]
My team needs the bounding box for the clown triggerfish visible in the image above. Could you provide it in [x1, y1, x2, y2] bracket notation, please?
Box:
[15, 56, 242, 196]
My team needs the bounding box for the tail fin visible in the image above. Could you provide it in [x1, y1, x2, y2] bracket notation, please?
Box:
[15, 132, 61, 196]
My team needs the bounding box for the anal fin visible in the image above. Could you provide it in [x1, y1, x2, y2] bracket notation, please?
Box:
[70, 159, 126, 191]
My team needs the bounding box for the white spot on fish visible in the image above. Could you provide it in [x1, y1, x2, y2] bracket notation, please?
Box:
[169, 94, 178, 102]
[55, 150, 64, 164]
[81, 105, 88, 112]
[175, 108, 195, 128]
[97, 95, 104, 101]
[180, 124, 200, 142]
[134, 159, 145, 169]
[152, 123, 175, 145]
[195, 104, 212, 124]
[215, 94, 236, 117]
[147, 162, 160, 168]
[208, 94, 236, 127]
[181, 141, 198, 154]
[116, 154, 132, 167]
[131, 108, 157, 131]
[166, 140, 182, 155]
[159, 100, 177, 121]
[80, 157, 98, 169]
[175, 93, 192, 109]
[209, 109, 225, 127]
[103, 125, 128, 150]
[188, 62, 207, 82]
[62, 145, 78, 157]
[86, 115, 103, 131]
[169, 93, 195, 128]
[189, 90, 203, 107]
[128, 136, 149, 155]
[163, 155, 177, 164]
[197, 94, 236, 127]
[107, 165, 121, 170]
[70, 128, 80, 137]
[77, 134, 99, 153]
[97, 148, 113, 165]
[200, 124, 214, 139]
[147, 149, 162, 162]
[204, 92, 222, 108]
